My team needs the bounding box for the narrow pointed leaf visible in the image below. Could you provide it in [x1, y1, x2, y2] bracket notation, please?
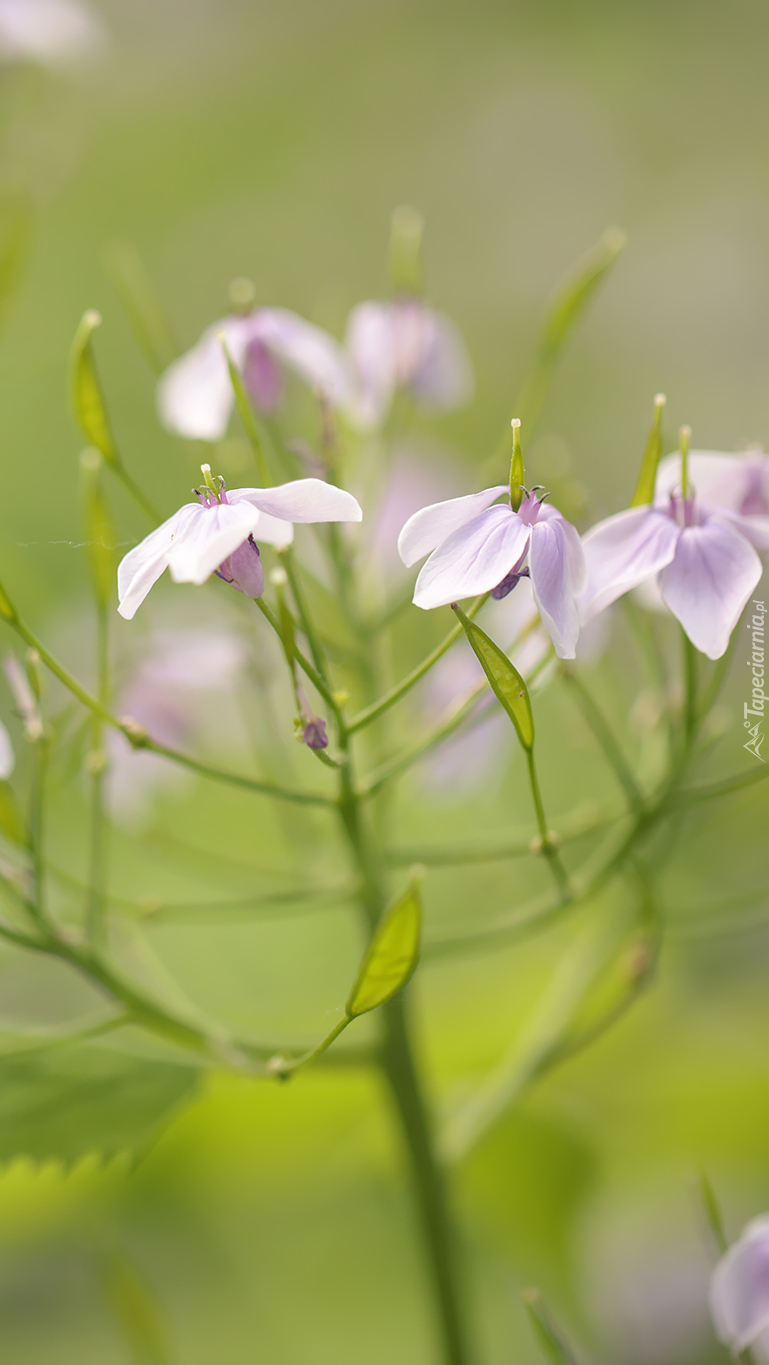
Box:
[452, 605, 534, 750]
[0, 578, 18, 623]
[347, 878, 422, 1017]
[523, 1289, 581, 1365]
[70, 311, 118, 464]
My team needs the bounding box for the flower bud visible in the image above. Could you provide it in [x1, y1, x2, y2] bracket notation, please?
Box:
[302, 718, 328, 750]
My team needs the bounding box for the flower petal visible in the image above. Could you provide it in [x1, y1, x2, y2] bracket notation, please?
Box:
[529, 518, 582, 659]
[117, 505, 201, 620]
[168, 502, 261, 587]
[398, 486, 508, 568]
[580, 506, 680, 621]
[344, 301, 398, 431]
[408, 309, 474, 410]
[711, 1218, 769, 1353]
[157, 316, 253, 442]
[231, 478, 362, 524]
[0, 720, 14, 780]
[718, 508, 769, 552]
[253, 308, 353, 407]
[660, 515, 762, 659]
[250, 510, 295, 546]
[412, 505, 530, 610]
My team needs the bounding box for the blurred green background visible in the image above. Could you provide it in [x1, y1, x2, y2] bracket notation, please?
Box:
[0, 1, 768, 1361]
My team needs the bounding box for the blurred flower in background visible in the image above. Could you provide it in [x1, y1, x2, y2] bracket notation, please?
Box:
[108, 625, 249, 823]
[710, 1215, 769, 1361]
[0, 0, 106, 67]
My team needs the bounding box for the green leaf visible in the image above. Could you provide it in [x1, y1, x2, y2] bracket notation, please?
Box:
[69, 311, 118, 464]
[630, 393, 666, 506]
[0, 780, 26, 845]
[80, 448, 116, 608]
[346, 878, 422, 1018]
[523, 1288, 581, 1365]
[452, 606, 534, 750]
[0, 1045, 198, 1164]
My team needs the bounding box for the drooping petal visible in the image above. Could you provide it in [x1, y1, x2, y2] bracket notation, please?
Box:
[219, 537, 265, 598]
[117, 505, 202, 621]
[412, 505, 531, 610]
[408, 309, 474, 410]
[253, 308, 353, 408]
[528, 518, 582, 659]
[231, 478, 362, 525]
[711, 1218, 769, 1353]
[157, 316, 253, 442]
[242, 337, 284, 412]
[580, 506, 680, 622]
[168, 501, 261, 587]
[536, 504, 587, 593]
[344, 301, 398, 431]
[250, 509, 295, 546]
[660, 515, 762, 659]
[398, 486, 508, 568]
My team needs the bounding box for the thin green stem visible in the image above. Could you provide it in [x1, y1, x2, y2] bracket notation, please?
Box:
[86, 602, 109, 945]
[525, 749, 571, 901]
[348, 595, 488, 734]
[282, 548, 331, 686]
[7, 614, 330, 806]
[28, 736, 53, 933]
[113, 463, 162, 524]
[561, 668, 643, 812]
[682, 631, 699, 748]
[253, 597, 341, 720]
[386, 809, 613, 867]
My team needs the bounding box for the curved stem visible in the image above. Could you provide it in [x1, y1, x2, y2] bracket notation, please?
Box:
[560, 667, 643, 812]
[525, 749, 571, 901]
[347, 595, 488, 734]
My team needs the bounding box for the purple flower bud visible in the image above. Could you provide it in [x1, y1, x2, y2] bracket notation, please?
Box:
[303, 717, 328, 750]
[215, 535, 264, 599]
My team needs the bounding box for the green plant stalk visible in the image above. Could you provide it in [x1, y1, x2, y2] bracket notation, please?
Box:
[348, 594, 488, 733]
[5, 612, 330, 806]
[282, 548, 331, 685]
[525, 749, 571, 901]
[561, 668, 643, 812]
[113, 461, 162, 524]
[86, 601, 109, 945]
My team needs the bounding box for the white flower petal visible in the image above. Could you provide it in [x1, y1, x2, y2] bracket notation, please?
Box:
[168, 502, 261, 586]
[0, 720, 14, 780]
[529, 518, 582, 659]
[231, 478, 362, 524]
[157, 316, 253, 442]
[250, 510, 295, 547]
[660, 516, 762, 659]
[412, 505, 530, 610]
[344, 301, 398, 431]
[398, 486, 508, 568]
[117, 505, 201, 621]
[580, 506, 680, 622]
[0, 0, 106, 66]
[254, 308, 353, 407]
[718, 508, 769, 552]
[711, 1218, 769, 1353]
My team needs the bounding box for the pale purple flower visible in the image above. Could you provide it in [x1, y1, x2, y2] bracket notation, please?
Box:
[302, 717, 328, 750]
[0, 0, 106, 66]
[397, 485, 586, 659]
[710, 1215, 769, 1358]
[345, 299, 474, 431]
[158, 309, 353, 442]
[581, 456, 769, 660]
[655, 448, 769, 518]
[117, 475, 362, 621]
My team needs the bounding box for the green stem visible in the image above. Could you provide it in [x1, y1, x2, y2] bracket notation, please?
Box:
[282, 549, 331, 686]
[86, 602, 109, 945]
[682, 631, 699, 748]
[7, 614, 330, 806]
[348, 595, 488, 734]
[113, 463, 162, 524]
[380, 992, 472, 1365]
[253, 598, 341, 719]
[561, 668, 643, 812]
[525, 749, 571, 901]
[27, 736, 52, 933]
